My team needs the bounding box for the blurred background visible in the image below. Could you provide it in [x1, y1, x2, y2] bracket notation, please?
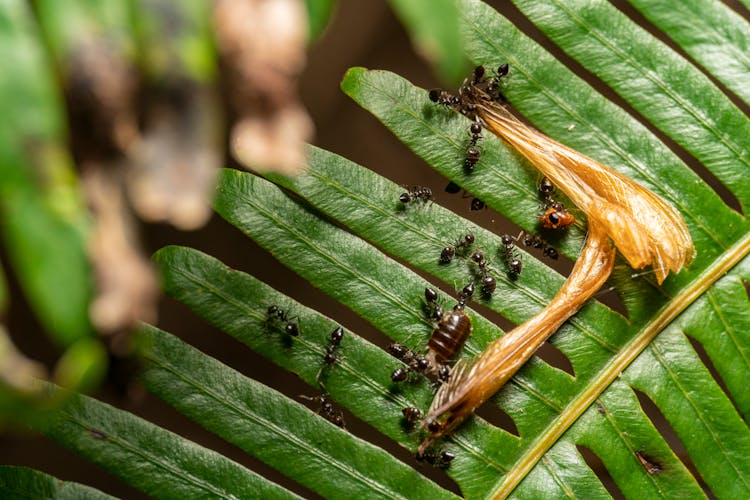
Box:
[1, 1, 747, 497]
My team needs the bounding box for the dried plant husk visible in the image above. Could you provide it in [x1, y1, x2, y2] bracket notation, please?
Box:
[420, 220, 615, 452]
[477, 101, 694, 284]
[420, 67, 695, 450]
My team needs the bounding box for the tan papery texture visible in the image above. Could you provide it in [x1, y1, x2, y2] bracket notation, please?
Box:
[420, 79, 695, 450]
[421, 221, 615, 452]
[478, 103, 694, 284]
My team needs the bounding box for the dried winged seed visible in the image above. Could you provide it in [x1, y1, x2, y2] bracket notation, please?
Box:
[420, 221, 615, 452]
[475, 99, 694, 284]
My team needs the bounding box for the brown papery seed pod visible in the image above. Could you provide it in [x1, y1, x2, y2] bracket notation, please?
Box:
[475, 98, 694, 284]
[420, 221, 615, 452]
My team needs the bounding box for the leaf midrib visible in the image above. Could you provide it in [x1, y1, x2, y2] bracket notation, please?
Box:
[141, 352, 412, 499]
[170, 261, 509, 474]
[489, 230, 750, 498]
[62, 413, 236, 498]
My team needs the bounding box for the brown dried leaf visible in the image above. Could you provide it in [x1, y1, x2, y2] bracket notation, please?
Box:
[214, 0, 313, 175]
[0, 325, 47, 394]
[84, 167, 158, 337]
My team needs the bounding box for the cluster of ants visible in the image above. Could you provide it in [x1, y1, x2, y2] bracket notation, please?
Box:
[384, 284, 476, 467]
[386, 64, 580, 466]
[266, 306, 347, 428]
[263, 64, 580, 472]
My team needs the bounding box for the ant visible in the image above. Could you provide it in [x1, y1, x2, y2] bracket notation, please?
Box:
[402, 406, 422, 424]
[465, 122, 483, 172]
[444, 182, 485, 211]
[538, 177, 574, 230]
[500, 234, 523, 276]
[440, 233, 475, 263]
[470, 197, 485, 211]
[521, 231, 559, 260]
[429, 65, 510, 173]
[470, 251, 497, 295]
[317, 326, 344, 386]
[424, 284, 473, 373]
[266, 305, 299, 336]
[388, 343, 430, 382]
[323, 326, 344, 365]
[416, 448, 456, 469]
[428, 64, 509, 116]
[302, 393, 345, 428]
[399, 185, 433, 204]
[389, 285, 474, 384]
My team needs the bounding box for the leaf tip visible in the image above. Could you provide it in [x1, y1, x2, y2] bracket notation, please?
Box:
[340, 66, 370, 94]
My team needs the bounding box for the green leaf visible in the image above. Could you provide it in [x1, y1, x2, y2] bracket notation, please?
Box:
[305, 0, 336, 42]
[0, 262, 7, 313]
[0, 0, 93, 345]
[0, 465, 116, 500]
[387, 0, 469, 83]
[510, 0, 750, 211]
[331, 1, 750, 496]
[7, 1, 750, 498]
[34, 384, 298, 499]
[627, 0, 750, 108]
[138, 321, 457, 499]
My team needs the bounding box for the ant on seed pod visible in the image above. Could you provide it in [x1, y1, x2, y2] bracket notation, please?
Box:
[429, 64, 510, 173]
[266, 305, 299, 336]
[538, 177, 575, 230]
[388, 284, 474, 384]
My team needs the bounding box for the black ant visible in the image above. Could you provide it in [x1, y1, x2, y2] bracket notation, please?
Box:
[388, 343, 430, 382]
[429, 65, 510, 172]
[470, 251, 497, 295]
[266, 305, 299, 336]
[470, 197, 485, 211]
[399, 185, 433, 204]
[440, 233, 475, 263]
[465, 122, 483, 171]
[402, 406, 422, 424]
[302, 393, 345, 428]
[521, 231, 559, 260]
[317, 326, 344, 386]
[500, 234, 523, 276]
[538, 177, 574, 230]
[428, 64, 508, 116]
[416, 448, 456, 469]
[323, 326, 344, 365]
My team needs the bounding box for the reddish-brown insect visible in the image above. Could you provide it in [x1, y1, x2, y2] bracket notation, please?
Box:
[539, 205, 575, 230]
[424, 284, 474, 370]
